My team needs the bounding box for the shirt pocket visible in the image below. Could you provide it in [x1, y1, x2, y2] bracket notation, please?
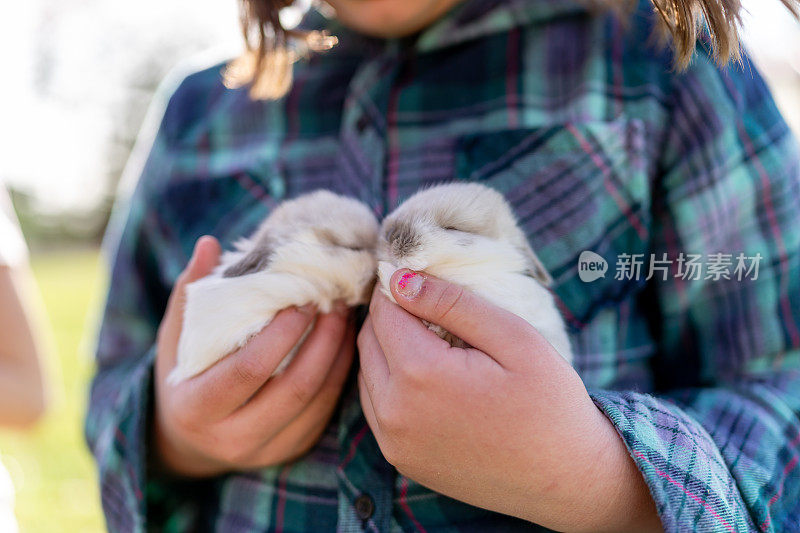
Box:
[454, 117, 652, 332]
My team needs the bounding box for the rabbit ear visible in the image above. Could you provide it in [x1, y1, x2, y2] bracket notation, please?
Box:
[519, 243, 553, 287]
[223, 237, 274, 277]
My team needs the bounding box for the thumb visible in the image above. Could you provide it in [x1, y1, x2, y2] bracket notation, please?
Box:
[173, 235, 221, 311]
[389, 269, 535, 363]
[172, 235, 221, 300]
[162, 236, 220, 329]
[182, 235, 222, 287]
[157, 235, 221, 376]
[157, 236, 221, 370]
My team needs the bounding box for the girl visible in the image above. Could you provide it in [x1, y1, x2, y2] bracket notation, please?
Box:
[87, 0, 800, 531]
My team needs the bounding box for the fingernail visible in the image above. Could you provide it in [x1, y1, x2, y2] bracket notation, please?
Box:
[298, 303, 317, 316]
[395, 270, 424, 299]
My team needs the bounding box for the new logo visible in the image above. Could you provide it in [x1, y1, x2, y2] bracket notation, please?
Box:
[578, 251, 608, 282]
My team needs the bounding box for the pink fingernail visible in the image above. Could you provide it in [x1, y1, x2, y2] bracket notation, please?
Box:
[396, 271, 424, 299]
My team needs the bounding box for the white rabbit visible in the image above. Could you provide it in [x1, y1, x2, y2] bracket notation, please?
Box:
[169, 190, 379, 384]
[376, 182, 573, 363]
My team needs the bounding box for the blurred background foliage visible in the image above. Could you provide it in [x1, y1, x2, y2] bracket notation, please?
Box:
[0, 0, 243, 247]
[0, 1, 243, 530]
[0, 0, 797, 531]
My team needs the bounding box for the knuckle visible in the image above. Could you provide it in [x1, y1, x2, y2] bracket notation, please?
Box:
[217, 441, 254, 466]
[431, 284, 465, 324]
[397, 358, 425, 384]
[205, 431, 257, 466]
[380, 441, 406, 470]
[287, 376, 316, 405]
[376, 403, 404, 436]
[169, 404, 197, 434]
[233, 356, 269, 385]
[379, 443, 398, 466]
[168, 411, 213, 452]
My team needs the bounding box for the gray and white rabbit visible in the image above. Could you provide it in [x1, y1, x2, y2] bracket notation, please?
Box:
[169, 190, 380, 384]
[376, 182, 573, 363]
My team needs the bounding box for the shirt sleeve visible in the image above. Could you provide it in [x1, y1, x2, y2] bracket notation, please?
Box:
[0, 184, 28, 268]
[84, 70, 195, 532]
[590, 51, 800, 532]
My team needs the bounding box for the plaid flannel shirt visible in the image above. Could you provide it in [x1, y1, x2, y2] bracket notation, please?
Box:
[86, 0, 800, 531]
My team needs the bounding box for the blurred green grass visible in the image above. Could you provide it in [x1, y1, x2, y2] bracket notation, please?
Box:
[0, 248, 105, 532]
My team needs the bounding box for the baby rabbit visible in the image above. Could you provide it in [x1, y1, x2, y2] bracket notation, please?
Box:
[169, 190, 379, 384]
[376, 182, 573, 363]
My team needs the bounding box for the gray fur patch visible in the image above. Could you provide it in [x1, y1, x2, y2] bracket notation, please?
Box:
[223, 238, 274, 277]
[385, 220, 421, 257]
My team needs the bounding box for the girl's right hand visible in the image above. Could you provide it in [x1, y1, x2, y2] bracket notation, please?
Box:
[153, 236, 355, 477]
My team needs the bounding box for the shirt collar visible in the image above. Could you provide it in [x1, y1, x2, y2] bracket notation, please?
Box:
[413, 0, 590, 53]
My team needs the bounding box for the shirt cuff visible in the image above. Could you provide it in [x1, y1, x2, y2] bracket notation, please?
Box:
[590, 389, 757, 533]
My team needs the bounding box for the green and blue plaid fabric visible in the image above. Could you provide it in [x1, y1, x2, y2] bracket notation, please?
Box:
[86, 0, 800, 531]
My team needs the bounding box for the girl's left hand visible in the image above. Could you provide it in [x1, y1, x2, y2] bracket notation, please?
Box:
[357, 270, 662, 533]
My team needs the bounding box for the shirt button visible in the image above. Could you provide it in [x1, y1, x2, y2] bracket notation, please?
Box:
[355, 115, 370, 133]
[354, 493, 375, 521]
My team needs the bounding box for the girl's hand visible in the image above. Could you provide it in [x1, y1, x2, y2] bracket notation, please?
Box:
[357, 270, 661, 533]
[153, 236, 355, 477]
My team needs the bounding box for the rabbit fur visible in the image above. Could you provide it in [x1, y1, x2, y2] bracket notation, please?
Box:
[376, 183, 573, 363]
[169, 190, 380, 384]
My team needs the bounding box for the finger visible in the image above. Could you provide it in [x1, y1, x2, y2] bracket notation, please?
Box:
[368, 288, 448, 373]
[387, 269, 534, 366]
[230, 308, 350, 419]
[276, 306, 349, 381]
[227, 316, 356, 447]
[157, 236, 221, 371]
[237, 337, 355, 468]
[356, 314, 391, 387]
[183, 305, 318, 416]
[182, 236, 223, 293]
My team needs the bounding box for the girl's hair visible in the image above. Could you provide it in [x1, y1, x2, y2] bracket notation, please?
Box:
[226, 0, 800, 99]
